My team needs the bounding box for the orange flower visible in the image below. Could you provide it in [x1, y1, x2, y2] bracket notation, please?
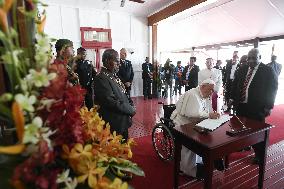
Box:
[0, 101, 25, 155]
[3, 0, 14, 12]
[0, 0, 14, 33]
[0, 9, 8, 33]
[12, 102, 25, 142]
[0, 144, 25, 154]
[79, 106, 135, 159]
[36, 12, 46, 33]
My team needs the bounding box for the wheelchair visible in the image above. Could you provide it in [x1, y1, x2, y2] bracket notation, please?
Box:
[152, 102, 176, 161]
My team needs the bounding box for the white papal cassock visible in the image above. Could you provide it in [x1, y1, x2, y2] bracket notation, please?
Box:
[170, 86, 213, 177]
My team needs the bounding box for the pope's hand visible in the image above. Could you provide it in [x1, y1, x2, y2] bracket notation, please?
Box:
[209, 112, 220, 119]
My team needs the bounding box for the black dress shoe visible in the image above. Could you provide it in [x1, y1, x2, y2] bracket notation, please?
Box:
[252, 157, 260, 165]
[244, 146, 252, 151]
[214, 159, 225, 171]
[196, 163, 205, 180]
[238, 146, 252, 152]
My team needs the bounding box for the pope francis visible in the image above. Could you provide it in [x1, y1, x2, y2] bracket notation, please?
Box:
[170, 79, 221, 178]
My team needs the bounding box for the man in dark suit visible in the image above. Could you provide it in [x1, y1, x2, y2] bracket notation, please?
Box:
[75, 47, 96, 109]
[174, 61, 184, 95]
[94, 49, 136, 140]
[162, 58, 175, 98]
[232, 48, 278, 163]
[182, 57, 200, 91]
[142, 57, 153, 100]
[224, 51, 239, 111]
[118, 48, 134, 99]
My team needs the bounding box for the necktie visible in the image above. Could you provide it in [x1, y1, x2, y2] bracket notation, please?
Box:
[240, 68, 254, 102]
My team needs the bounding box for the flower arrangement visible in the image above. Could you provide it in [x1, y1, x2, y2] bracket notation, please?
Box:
[0, 0, 144, 188]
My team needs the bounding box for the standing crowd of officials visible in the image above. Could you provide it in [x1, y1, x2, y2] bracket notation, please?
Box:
[53, 38, 282, 151]
[53, 39, 136, 140]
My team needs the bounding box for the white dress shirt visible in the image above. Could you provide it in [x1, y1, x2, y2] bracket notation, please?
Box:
[230, 64, 238, 79]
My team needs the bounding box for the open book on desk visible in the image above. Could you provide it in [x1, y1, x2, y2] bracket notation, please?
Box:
[195, 114, 232, 131]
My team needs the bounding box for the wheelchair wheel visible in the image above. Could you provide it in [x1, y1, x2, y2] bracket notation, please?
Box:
[152, 123, 175, 161]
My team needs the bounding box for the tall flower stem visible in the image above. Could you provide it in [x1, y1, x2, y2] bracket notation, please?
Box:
[12, 0, 20, 48]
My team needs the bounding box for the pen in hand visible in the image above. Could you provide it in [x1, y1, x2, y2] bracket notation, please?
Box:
[209, 111, 220, 119]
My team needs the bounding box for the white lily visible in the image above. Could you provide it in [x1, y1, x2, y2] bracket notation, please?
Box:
[26, 68, 56, 88]
[15, 94, 36, 112]
[23, 117, 43, 144]
[1, 49, 22, 66]
[57, 169, 71, 184]
[23, 116, 55, 148]
[57, 169, 78, 189]
[35, 33, 53, 67]
[41, 129, 56, 148]
[20, 79, 28, 91]
[38, 98, 57, 112]
[65, 178, 78, 189]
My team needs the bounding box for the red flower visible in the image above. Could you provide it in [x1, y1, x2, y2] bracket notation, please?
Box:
[12, 141, 59, 189]
[41, 64, 68, 100]
[35, 168, 60, 189]
[64, 84, 86, 112]
[52, 111, 84, 147]
[39, 64, 86, 147]
[38, 140, 55, 164]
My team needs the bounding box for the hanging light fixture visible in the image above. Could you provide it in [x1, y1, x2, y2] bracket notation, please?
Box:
[120, 0, 126, 7]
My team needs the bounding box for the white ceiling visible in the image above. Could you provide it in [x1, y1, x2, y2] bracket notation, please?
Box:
[158, 0, 284, 51]
[43, 0, 284, 49]
[43, 0, 175, 17]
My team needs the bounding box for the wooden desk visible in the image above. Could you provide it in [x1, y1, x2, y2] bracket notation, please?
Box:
[172, 116, 273, 189]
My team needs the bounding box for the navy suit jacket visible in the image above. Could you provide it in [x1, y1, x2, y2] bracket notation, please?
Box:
[232, 63, 278, 119]
[142, 62, 153, 79]
[182, 64, 200, 89]
[118, 59, 134, 83]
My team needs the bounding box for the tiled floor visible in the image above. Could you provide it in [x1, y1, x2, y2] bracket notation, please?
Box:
[129, 96, 179, 138]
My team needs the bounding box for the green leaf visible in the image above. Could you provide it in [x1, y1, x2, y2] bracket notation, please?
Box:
[9, 28, 18, 39]
[0, 114, 13, 127]
[110, 163, 145, 177]
[34, 0, 48, 7]
[0, 93, 13, 102]
[0, 103, 12, 120]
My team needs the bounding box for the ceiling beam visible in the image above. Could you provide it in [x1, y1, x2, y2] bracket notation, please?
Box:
[190, 34, 284, 50]
[147, 0, 206, 26]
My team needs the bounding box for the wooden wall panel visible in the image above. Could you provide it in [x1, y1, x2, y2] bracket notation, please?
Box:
[152, 24, 157, 64]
